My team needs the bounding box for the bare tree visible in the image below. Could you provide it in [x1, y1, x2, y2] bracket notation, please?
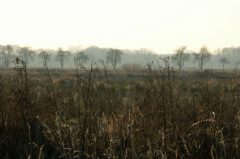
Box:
[0, 45, 4, 67]
[74, 51, 88, 68]
[219, 57, 230, 71]
[0, 45, 14, 68]
[56, 48, 70, 70]
[171, 46, 190, 72]
[234, 61, 240, 79]
[19, 47, 35, 67]
[38, 50, 50, 68]
[193, 46, 211, 71]
[106, 49, 123, 70]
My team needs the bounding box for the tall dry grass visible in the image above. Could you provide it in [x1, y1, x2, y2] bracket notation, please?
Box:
[0, 58, 240, 158]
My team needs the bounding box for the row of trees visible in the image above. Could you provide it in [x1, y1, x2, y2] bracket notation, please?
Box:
[0, 45, 36, 67]
[0, 44, 237, 71]
[171, 46, 211, 72]
[171, 46, 235, 72]
[0, 45, 123, 70]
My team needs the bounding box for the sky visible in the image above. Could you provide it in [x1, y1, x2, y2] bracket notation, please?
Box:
[0, 0, 240, 54]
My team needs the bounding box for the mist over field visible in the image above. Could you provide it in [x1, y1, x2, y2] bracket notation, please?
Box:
[1, 0, 240, 159]
[1, 45, 240, 71]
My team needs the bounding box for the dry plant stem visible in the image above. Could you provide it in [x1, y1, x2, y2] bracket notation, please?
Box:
[44, 64, 67, 159]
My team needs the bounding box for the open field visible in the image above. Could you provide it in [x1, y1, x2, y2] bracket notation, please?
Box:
[1, 64, 240, 159]
[1, 0, 240, 158]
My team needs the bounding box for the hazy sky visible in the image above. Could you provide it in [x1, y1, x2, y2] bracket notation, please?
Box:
[0, 0, 240, 53]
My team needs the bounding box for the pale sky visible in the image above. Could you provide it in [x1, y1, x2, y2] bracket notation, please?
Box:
[0, 0, 240, 54]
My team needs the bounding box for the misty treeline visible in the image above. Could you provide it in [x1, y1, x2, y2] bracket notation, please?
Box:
[0, 44, 240, 71]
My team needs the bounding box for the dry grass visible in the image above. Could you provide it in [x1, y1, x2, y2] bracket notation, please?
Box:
[1, 59, 240, 158]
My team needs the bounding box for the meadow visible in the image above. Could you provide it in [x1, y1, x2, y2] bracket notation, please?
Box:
[1, 59, 240, 159]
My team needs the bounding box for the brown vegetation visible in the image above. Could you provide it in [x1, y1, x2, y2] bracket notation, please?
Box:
[1, 58, 240, 159]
